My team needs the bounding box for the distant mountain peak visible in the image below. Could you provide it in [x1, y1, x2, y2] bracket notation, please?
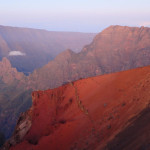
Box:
[0, 57, 25, 85]
[54, 49, 76, 61]
[101, 25, 130, 34]
[101, 25, 149, 35]
[60, 49, 75, 55]
[0, 57, 11, 68]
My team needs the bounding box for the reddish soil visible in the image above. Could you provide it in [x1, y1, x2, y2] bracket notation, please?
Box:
[10, 65, 150, 150]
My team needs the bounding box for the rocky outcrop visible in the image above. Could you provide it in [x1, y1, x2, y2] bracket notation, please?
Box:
[2, 110, 32, 150]
[7, 65, 150, 150]
[0, 57, 26, 85]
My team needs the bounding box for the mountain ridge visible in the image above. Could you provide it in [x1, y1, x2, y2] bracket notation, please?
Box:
[4, 64, 150, 150]
[0, 25, 95, 74]
[0, 57, 26, 85]
[27, 25, 150, 90]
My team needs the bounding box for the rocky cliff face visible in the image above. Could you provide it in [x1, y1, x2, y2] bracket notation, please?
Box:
[0, 57, 26, 85]
[6, 65, 150, 150]
[84, 25, 150, 71]
[27, 25, 150, 90]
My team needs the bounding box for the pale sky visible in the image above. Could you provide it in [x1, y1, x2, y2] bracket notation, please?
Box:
[0, 0, 150, 32]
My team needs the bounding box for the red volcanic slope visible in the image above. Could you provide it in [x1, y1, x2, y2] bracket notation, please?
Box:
[9, 66, 150, 150]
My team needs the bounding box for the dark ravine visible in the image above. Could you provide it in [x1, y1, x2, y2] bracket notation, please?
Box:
[0, 57, 32, 140]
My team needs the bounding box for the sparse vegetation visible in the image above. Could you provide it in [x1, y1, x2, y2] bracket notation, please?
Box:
[122, 102, 126, 107]
[107, 124, 111, 129]
[104, 103, 107, 107]
[59, 119, 66, 124]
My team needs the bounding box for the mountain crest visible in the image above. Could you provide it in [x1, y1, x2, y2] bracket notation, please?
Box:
[0, 57, 26, 84]
[0, 57, 11, 68]
[54, 49, 76, 61]
[6, 65, 150, 150]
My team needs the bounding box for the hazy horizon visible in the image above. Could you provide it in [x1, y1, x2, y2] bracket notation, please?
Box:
[0, 0, 150, 32]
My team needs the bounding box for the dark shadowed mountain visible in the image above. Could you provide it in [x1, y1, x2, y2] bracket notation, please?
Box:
[5, 65, 150, 150]
[0, 58, 32, 140]
[0, 25, 96, 74]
